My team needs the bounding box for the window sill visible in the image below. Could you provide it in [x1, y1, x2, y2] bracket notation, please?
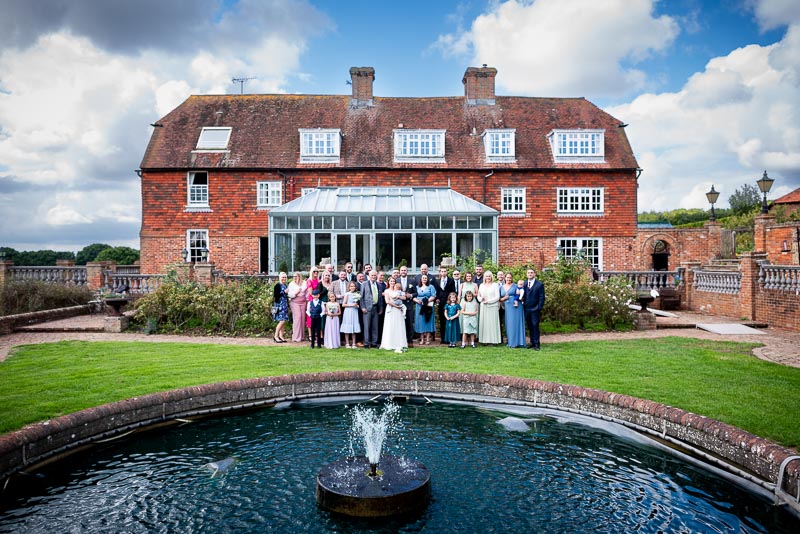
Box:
[257, 206, 280, 210]
[486, 157, 516, 164]
[500, 212, 526, 217]
[184, 206, 213, 213]
[557, 212, 604, 217]
[299, 156, 340, 164]
[393, 157, 446, 164]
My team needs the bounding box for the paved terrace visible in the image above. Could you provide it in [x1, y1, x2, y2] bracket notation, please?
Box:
[1, 311, 798, 367]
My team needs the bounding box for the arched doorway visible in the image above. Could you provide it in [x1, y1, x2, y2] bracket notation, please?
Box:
[651, 240, 670, 271]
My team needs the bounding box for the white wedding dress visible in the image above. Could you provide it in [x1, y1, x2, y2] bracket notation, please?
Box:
[380, 289, 408, 352]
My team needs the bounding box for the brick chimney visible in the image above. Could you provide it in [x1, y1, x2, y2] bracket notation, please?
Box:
[463, 65, 497, 105]
[349, 67, 375, 107]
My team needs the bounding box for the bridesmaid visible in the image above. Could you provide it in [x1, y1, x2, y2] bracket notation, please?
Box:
[477, 271, 501, 345]
[287, 272, 308, 342]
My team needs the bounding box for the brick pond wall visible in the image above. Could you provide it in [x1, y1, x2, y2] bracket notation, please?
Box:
[0, 371, 797, 503]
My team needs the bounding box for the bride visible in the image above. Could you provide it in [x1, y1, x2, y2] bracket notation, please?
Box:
[380, 281, 408, 353]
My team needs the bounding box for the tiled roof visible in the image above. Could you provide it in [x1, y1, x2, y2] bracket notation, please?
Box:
[773, 187, 800, 205]
[140, 94, 638, 170]
[270, 187, 498, 215]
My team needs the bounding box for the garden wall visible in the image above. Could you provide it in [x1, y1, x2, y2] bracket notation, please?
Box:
[0, 371, 797, 505]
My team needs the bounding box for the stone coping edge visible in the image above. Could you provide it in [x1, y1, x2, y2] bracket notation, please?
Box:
[0, 305, 91, 335]
[0, 370, 797, 500]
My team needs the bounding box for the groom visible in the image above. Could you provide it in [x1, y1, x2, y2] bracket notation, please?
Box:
[521, 268, 545, 350]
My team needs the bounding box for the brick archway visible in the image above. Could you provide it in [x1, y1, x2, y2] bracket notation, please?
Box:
[641, 234, 680, 271]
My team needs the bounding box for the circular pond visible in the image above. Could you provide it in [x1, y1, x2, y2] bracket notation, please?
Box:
[1, 399, 797, 532]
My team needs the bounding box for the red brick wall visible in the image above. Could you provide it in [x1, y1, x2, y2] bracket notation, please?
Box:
[635, 224, 720, 271]
[690, 290, 742, 319]
[764, 224, 800, 265]
[755, 288, 800, 330]
[140, 169, 637, 274]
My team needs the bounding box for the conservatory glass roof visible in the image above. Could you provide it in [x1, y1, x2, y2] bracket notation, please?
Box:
[269, 187, 498, 216]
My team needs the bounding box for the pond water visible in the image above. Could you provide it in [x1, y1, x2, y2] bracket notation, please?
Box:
[1, 399, 797, 533]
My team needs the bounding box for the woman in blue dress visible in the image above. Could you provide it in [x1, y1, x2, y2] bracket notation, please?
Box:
[272, 272, 290, 343]
[413, 274, 437, 345]
[500, 272, 526, 348]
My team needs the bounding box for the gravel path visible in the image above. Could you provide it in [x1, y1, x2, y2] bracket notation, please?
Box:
[2, 312, 799, 367]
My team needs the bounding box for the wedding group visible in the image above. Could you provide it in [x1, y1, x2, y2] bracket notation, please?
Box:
[270, 261, 545, 353]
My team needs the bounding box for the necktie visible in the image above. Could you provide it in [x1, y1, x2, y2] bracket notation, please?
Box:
[371, 282, 377, 302]
[528, 281, 533, 289]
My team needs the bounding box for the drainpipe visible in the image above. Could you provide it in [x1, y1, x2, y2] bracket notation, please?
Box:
[483, 170, 494, 204]
[277, 170, 289, 203]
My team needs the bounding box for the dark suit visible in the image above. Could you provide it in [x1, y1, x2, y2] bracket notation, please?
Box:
[434, 275, 455, 342]
[398, 276, 416, 344]
[360, 280, 384, 347]
[522, 279, 545, 349]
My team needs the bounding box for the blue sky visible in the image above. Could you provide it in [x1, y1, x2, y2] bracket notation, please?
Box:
[0, 0, 798, 252]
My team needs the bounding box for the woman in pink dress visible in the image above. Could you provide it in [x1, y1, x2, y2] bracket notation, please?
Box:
[305, 268, 321, 339]
[287, 272, 308, 342]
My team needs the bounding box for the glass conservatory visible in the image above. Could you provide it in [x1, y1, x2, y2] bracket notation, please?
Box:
[268, 187, 498, 273]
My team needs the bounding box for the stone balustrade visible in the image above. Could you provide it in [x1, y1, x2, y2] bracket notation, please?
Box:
[759, 264, 800, 293]
[106, 273, 163, 294]
[9, 266, 87, 286]
[597, 269, 683, 291]
[692, 269, 742, 294]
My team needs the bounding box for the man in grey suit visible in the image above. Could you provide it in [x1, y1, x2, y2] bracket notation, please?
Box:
[360, 270, 384, 348]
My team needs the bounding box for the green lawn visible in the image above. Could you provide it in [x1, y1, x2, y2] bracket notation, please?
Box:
[1, 338, 798, 448]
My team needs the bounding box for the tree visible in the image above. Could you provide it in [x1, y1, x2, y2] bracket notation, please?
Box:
[728, 184, 761, 215]
[95, 246, 140, 265]
[76, 243, 112, 265]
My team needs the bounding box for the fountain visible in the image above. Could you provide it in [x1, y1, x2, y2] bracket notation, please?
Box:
[315, 402, 431, 517]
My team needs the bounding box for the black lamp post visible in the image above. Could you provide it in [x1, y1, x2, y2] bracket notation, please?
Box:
[705, 185, 720, 222]
[200, 247, 209, 262]
[756, 170, 774, 214]
[181, 248, 188, 262]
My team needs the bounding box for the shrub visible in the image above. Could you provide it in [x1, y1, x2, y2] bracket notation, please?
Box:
[133, 274, 275, 336]
[0, 280, 94, 316]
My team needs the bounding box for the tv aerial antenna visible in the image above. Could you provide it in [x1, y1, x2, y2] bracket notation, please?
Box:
[232, 77, 256, 95]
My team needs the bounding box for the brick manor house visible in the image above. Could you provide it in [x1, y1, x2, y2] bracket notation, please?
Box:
[138, 66, 639, 275]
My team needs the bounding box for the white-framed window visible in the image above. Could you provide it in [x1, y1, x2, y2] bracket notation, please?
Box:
[301, 187, 317, 196]
[484, 129, 515, 162]
[557, 187, 604, 214]
[187, 171, 209, 207]
[548, 129, 604, 163]
[393, 129, 445, 162]
[557, 237, 602, 269]
[299, 129, 340, 162]
[186, 229, 209, 263]
[257, 181, 282, 207]
[196, 127, 231, 150]
[501, 187, 525, 214]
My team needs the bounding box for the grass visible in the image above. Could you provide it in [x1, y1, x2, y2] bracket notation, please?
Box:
[1, 337, 798, 448]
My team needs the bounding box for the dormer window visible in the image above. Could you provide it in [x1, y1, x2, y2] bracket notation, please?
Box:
[548, 129, 605, 163]
[196, 127, 231, 150]
[484, 129, 515, 162]
[299, 129, 340, 163]
[393, 129, 445, 163]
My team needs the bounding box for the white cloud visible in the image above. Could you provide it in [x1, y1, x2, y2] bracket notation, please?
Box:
[435, 0, 679, 98]
[607, 24, 800, 211]
[0, 1, 330, 251]
[749, 0, 800, 31]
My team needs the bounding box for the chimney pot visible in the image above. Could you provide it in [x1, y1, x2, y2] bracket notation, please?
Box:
[463, 66, 497, 106]
[349, 67, 375, 107]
